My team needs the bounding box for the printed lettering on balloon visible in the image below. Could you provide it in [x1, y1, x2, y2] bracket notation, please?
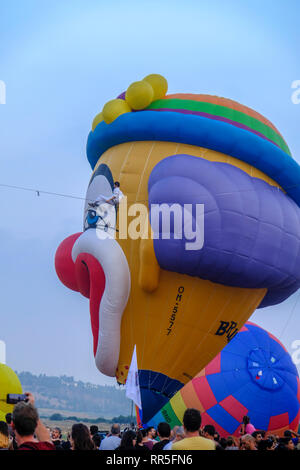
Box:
[215, 321, 239, 342]
[167, 286, 184, 336]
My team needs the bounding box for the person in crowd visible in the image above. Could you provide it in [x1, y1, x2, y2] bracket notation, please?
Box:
[163, 426, 185, 450]
[142, 427, 156, 450]
[202, 424, 215, 441]
[172, 408, 215, 450]
[147, 426, 157, 441]
[275, 436, 295, 452]
[70, 423, 96, 451]
[0, 421, 10, 450]
[252, 430, 263, 447]
[5, 413, 17, 450]
[152, 422, 171, 451]
[136, 428, 154, 450]
[240, 433, 257, 450]
[5, 414, 13, 436]
[116, 430, 137, 451]
[61, 432, 72, 451]
[90, 425, 102, 448]
[219, 437, 228, 449]
[12, 392, 55, 450]
[202, 424, 224, 451]
[257, 437, 277, 451]
[99, 423, 121, 450]
[284, 429, 299, 446]
[240, 415, 256, 435]
[51, 427, 63, 450]
[135, 430, 151, 452]
[225, 436, 239, 450]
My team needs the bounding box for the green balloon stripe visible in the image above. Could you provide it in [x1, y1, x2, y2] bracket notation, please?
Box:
[160, 401, 182, 428]
[147, 99, 290, 156]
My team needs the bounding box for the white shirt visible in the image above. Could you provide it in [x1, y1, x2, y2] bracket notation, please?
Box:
[99, 435, 121, 450]
[113, 187, 124, 203]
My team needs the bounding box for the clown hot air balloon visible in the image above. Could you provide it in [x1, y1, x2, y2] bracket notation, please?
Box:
[149, 322, 300, 437]
[55, 75, 300, 423]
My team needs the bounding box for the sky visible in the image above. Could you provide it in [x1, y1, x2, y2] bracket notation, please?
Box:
[0, 0, 300, 385]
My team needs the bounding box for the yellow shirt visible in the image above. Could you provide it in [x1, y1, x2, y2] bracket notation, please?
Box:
[172, 436, 216, 450]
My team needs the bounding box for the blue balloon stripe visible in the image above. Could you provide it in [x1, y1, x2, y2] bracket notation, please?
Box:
[207, 404, 241, 434]
[87, 111, 300, 207]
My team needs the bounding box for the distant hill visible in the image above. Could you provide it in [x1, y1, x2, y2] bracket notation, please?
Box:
[17, 371, 132, 418]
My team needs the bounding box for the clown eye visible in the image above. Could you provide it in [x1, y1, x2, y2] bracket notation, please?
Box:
[86, 210, 99, 226]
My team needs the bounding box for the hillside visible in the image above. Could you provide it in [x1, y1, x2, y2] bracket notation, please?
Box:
[17, 371, 132, 418]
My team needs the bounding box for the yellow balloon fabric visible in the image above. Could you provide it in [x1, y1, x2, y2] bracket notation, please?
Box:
[91, 141, 269, 386]
[0, 364, 22, 417]
[125, 81, 154, 110]
[102, 99, 131, 124]
[143, 74, 168, 100]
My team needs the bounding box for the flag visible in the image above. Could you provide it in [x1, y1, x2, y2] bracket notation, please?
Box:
[125, 345, 142, 410]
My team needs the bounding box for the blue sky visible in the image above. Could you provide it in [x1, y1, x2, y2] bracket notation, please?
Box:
[0, 0, 299, 385]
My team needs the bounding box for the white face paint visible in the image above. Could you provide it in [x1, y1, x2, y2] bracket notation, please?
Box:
[72, 230, 131, 376]
[83, 166, 117, 239]
[73, 163, 131, 377]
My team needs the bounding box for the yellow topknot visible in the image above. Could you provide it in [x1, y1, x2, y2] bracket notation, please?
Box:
[102, 99, 131, 124]
[125, 81, 154, 110]
[143, 74, 168, 101]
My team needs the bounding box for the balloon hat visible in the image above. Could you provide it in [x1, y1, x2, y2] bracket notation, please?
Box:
[56, 75, 300, 422]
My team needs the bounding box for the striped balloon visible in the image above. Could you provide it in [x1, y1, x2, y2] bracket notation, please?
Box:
[148, 322, 300, 437]
[146, 94, 290, 155]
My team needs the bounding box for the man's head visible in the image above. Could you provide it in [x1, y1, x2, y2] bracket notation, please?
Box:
[111, 423, 120, 436]
[90, 425, 99, 436]
[203, 424, 215, 440]
[241, 434, 257, 450]
[182, 408, 201, 434]
[12, 402, 39, 437]
[157, 422, 171, 440]
[51, 427, 61, 440]
[173, 426, 185, 442]
[279, 437, 295, 451]
[252, 430, 263, 442]
[146, 426, 156, 439]
[114, 181, 120, 188]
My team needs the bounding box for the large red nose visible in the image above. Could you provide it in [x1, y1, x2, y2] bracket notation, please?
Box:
[55, 233, 82, 292]
[55, 232, 106, 356]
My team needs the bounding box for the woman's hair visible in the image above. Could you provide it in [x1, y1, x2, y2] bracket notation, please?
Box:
[71, 423, 95, 451]
[242, 415, 250, 425]
[140, 429, 147, 438]
[0, 421, 9, 449]
[136, 430, 143, 445]
[119, 430, 137, 449]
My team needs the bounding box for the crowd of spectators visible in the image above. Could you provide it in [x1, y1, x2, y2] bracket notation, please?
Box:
[0, 392, 299, 451]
